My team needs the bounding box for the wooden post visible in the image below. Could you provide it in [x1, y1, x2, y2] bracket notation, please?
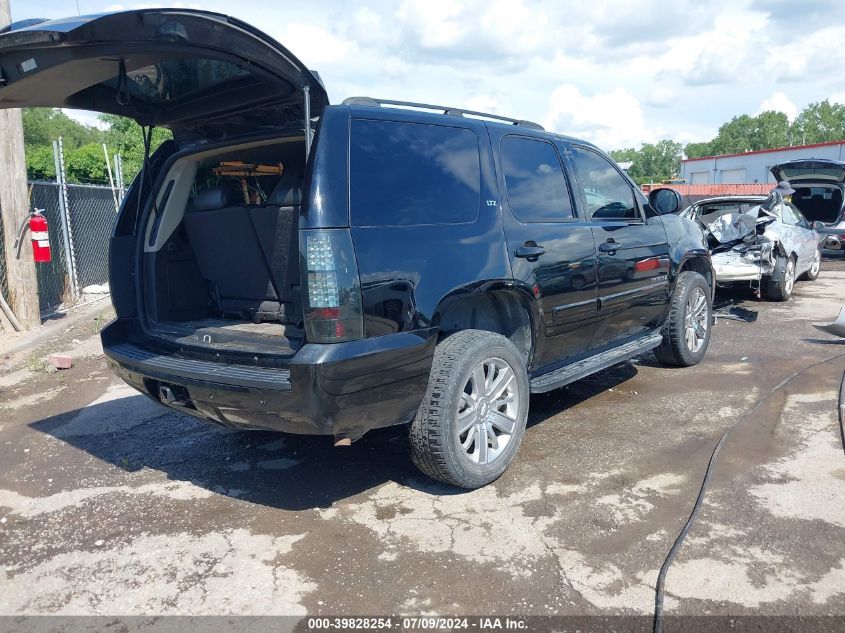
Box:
[0, 0, 40, 330]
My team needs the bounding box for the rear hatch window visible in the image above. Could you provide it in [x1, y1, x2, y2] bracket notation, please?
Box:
[771, 160, 845, 183]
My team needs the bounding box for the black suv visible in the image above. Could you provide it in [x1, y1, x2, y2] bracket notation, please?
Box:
[0, 9, 714, 488]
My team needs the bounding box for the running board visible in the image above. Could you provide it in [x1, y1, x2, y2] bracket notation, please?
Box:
[529, 333, 663, 394]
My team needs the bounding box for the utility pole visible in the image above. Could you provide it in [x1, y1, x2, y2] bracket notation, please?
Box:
[0, 0, 40, 330]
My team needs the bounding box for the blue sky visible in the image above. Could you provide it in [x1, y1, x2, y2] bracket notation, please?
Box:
[14, 0, 845, 150]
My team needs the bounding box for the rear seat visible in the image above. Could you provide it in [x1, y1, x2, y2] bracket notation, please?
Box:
[183, 185, 285, 322]
[249, 179, 302, 324]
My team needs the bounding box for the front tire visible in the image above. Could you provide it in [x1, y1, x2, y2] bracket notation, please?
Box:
[764, 254, 796, 301]
[409, 330, 529, 489]
[654, 271, 712, 367]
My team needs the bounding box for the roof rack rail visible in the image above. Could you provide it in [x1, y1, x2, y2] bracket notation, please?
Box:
[341, 96, 544, 131]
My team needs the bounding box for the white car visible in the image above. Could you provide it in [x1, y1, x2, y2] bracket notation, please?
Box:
[680, 195, 822, 301]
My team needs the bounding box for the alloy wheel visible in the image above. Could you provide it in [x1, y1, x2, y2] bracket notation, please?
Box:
[456, 358, 520, 466]
[684, 286, 708, 353]
[810, 249, 821, 278]
[785, 258, 796, 295]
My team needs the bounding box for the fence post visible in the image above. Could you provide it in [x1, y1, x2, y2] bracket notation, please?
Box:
[53, 138, 79, 300]
[115, 154, 126, 204]
[103, 143, 120, 213]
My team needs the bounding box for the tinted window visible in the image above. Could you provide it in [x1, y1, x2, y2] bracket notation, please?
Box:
[350, 120, 481, 226]
[104, 59, 253, 105]
[501, 137, 573, 222]
[570, 147, 638, 221]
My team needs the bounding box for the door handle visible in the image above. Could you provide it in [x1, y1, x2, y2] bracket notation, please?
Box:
[599, 240, 621, 253]
[515, 245, 545, 259]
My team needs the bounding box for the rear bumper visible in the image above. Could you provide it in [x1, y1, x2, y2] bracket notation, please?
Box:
[101, 319, 436, 438]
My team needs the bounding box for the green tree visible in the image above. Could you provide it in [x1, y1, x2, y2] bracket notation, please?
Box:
[22, 108, 101, 150]
[709, 114, 756, 154]
[791, 100, 845, 144]
[25, 145, 56, 181]
[610, 140, 683, 184]
[684, 111, 791, 159]
[21, 107, 169, 185]
[100, 114, 172, 185]
[65, 143, 109, 184]
[684, 141, 714, 159]
[751, 111, 791, 150]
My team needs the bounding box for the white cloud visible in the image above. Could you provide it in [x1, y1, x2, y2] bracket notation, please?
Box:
[464, 95, 502, 114]
[62, 109, 108, 130]
[24, 0, 845, 150]
[757, 92, 799, 121]
[278, 23, 353, 66]
[647, 87, 677, 107]
[544, 85, 663, 150]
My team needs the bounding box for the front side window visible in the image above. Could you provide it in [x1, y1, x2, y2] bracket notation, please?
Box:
[500, 136, 573, 222]
[350, 119, 481, 227]
[781, 202, 805, 227]
[570, 147, 638, 221]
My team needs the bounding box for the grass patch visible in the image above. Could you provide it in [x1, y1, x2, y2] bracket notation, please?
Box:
[88, 309, 114, 336]
[26, 354, 49, 373]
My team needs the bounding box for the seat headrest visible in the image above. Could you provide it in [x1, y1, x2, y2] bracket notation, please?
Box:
[267, 180, 302, 207]
[195, 186, 232, 211]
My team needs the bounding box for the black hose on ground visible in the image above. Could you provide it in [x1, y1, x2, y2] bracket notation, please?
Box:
[653, 352, 845, 633]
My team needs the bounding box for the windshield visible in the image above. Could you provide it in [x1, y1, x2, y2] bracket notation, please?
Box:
[695, 201, 760, 223]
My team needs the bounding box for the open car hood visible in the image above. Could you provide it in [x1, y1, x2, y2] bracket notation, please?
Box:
[770, 159, 845, 183]
[0, 10, 329, 144]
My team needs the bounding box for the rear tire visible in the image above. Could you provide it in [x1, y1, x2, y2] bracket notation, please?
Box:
[409, 330, 529, 489]
[764, 254, 796, 301]
[654, 271, 711, 368]
[799, 247, 821, 281]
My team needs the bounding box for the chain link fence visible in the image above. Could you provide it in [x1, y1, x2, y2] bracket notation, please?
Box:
[30, 181, 118, 313]
[0, 138, 124, 326]
[0, 180, 118, 320]
[0, 212, 8, 305]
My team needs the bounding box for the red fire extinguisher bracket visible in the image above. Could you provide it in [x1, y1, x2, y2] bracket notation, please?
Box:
[13, 209, 52, 263]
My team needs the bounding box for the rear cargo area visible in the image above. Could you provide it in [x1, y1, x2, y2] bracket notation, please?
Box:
[792, 185, 843, 223]
[141, 137, 306, 355]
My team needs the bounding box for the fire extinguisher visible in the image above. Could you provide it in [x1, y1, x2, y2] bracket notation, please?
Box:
[13, 209, 52, 263]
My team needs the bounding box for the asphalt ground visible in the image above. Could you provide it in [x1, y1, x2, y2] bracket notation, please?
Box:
[1, 254, 844, 629]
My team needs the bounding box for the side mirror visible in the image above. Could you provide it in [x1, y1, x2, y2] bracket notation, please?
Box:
[812, 220, 825, 231]
[648, 187, 682, 215]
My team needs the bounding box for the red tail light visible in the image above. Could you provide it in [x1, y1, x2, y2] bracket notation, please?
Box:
[300, 229, 363, 343]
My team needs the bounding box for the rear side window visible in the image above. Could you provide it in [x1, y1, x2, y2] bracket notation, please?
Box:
[350, 119, 481, 226]
[501, 136, 573, 222]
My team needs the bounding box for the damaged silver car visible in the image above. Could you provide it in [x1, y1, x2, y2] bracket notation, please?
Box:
[680, 195, 822, 301]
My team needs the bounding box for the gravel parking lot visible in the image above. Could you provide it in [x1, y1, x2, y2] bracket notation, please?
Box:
[1, 257, 844, 623]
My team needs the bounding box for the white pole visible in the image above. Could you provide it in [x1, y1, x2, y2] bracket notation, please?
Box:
[102, 143, 119, 213]
[54, 138, 79, 299]
[113, 154, 124, 204]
